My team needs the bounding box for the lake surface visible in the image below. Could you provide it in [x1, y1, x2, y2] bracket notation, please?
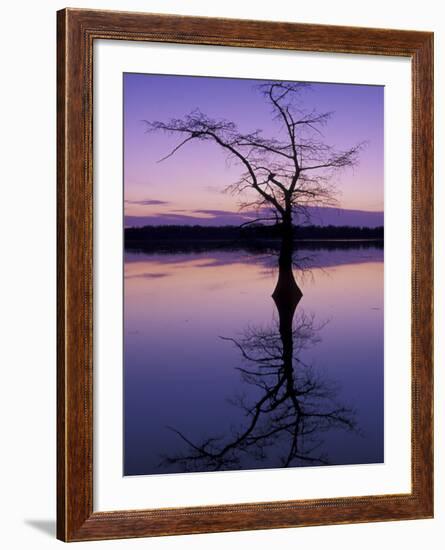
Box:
[124, 244, 384, 475]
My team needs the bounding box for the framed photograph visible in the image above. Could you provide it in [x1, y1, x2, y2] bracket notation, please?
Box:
[57, 8, 433, 542]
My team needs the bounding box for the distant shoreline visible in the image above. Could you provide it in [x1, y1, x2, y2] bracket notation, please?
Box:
[125, 224, 383, 254]
[125, 224, 383, 241]
[125, 237, 383, 244]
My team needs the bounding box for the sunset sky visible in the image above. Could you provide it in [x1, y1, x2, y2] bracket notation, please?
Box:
[124, 73, 384, 227]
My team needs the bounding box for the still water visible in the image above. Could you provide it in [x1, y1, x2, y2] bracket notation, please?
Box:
[124, 245, 384, 475]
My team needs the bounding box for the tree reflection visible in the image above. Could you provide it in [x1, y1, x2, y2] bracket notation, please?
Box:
[162, 240, 358, 472]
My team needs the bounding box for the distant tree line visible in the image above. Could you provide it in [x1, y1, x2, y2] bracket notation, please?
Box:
[125, 224, 383, 242]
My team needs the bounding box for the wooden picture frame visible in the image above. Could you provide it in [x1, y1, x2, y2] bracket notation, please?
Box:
[57, 8, 433, 542]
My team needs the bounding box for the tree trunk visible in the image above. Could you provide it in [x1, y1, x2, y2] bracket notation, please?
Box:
[270, 219, 301, 408]
[272, 216, 302, 308]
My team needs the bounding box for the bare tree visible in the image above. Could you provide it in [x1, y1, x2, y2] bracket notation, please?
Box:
[145, 81, 363, 233]
[145, 81, 363, 297]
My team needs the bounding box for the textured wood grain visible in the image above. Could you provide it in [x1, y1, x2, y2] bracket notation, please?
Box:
[57, 8, 434, 542]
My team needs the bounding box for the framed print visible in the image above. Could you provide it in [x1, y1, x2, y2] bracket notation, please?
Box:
[57, 8, 434, 542]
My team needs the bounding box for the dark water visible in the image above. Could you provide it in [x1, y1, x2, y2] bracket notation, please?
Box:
[124, 244, 384, 475]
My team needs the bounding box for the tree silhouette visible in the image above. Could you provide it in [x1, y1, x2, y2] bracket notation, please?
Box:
[145, 81, 363, 231]
[145, 81, 363, 297]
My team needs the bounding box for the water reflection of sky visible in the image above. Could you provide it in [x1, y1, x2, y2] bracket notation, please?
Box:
[124, 247, 383, 475]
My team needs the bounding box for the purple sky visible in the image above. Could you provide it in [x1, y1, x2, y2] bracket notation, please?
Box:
[124, 73, 384, 227]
